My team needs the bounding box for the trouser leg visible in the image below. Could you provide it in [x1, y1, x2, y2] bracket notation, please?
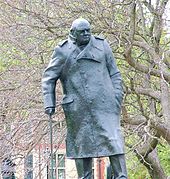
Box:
[75, 158, 93, 179]
[109, 154, 127, 179]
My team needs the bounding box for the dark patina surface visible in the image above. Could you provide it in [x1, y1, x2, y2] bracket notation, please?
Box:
[42, 34, 124, 158]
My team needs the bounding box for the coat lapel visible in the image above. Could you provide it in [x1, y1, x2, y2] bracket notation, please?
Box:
[76, 36, 103, 63]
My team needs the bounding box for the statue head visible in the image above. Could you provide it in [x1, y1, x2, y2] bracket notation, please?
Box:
[69, 18, 91, 46]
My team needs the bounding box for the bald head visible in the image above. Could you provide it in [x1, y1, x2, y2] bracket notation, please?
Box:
[70, 18, 91, 46]
[70, 18, 91, 31]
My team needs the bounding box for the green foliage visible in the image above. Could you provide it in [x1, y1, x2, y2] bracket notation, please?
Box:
[126, 150, 151, 179]
[157, 143, 170, 175]
[0, 1, 169, 178]
[126, 138, 170, 178]
[0, 43, 23, 71]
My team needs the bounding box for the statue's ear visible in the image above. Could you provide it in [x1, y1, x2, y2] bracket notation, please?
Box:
[69, 30, 76, 42]
[70, 29, 76, 37]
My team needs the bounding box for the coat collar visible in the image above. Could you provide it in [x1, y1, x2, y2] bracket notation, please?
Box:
[76, 36, 103, 62]
[67, 36, 103, 62]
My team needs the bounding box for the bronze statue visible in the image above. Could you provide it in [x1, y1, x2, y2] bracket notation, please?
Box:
[42, 18, 127, 179]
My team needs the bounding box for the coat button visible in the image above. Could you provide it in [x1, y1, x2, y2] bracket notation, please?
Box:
[80, 71, 85, 74]
[72, 55, 76, 59]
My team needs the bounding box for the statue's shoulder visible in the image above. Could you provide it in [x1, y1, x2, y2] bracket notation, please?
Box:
[94, 35, 105, 41]
[58, 39, 68, 47]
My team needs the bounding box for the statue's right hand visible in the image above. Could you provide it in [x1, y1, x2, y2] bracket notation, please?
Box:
[45, 107, 55, 116]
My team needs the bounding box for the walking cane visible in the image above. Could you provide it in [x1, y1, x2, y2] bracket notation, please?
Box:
[49, 114, 54, 179]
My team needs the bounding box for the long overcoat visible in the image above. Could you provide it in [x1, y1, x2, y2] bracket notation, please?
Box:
[42, 35, 125, 158]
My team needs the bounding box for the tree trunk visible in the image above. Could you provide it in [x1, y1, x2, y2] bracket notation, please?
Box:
[139, 149, 167, 179]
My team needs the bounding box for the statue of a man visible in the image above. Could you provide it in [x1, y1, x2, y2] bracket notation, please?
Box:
[42, 18, 127, 179]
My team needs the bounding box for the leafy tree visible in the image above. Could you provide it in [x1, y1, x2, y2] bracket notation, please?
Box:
[0, 0, 169, 178]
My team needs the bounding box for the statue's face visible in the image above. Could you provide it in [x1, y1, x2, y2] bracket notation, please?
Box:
[73, 20, 91, 46]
